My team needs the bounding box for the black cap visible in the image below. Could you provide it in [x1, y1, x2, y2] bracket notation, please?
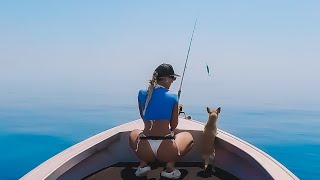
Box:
[154, 63, 180, 79]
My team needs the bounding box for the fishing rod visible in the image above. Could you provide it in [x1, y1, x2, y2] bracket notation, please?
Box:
[178, 19, 197, 99]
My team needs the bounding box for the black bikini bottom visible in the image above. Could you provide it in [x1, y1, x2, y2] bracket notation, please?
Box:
[140, 136, 175, 140]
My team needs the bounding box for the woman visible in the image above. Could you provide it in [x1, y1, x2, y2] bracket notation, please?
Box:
[129, 63, 194, 179]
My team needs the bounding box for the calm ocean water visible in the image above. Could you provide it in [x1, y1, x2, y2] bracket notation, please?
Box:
[1, 96, 319, 180]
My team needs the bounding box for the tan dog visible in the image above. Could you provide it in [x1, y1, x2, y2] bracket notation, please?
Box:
[201, 106, 221, 171]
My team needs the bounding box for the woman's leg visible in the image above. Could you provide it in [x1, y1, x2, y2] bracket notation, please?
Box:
[157, 131, 194, 171]
[174, 131, 194, 156]
[128, 129, 157, 166]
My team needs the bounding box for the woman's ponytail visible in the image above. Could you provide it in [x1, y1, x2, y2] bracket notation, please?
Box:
[142, 71, 158, 116]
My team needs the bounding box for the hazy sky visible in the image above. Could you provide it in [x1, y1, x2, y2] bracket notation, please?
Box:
[1, 1, 319, 109]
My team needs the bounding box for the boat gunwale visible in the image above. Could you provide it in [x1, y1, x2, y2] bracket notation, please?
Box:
[20, 120, 138, 180]
[20, 118, 298, 180]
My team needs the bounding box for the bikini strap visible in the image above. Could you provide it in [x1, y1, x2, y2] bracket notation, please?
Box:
[135, 132, 146, 152]
[149, 120, 155, 130]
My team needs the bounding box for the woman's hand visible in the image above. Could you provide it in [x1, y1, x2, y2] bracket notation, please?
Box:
[178, 104, 183, 114]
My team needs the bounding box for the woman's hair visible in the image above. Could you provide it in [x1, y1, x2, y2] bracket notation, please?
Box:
[143, 71, 158, 116]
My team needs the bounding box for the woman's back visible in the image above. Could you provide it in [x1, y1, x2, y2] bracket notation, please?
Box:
[138, 86, 178, 121]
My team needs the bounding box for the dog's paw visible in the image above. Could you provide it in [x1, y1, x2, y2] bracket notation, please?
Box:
[212, 166, 216, 172]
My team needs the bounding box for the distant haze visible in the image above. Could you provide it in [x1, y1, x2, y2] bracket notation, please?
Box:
[1, 1, 319, 110]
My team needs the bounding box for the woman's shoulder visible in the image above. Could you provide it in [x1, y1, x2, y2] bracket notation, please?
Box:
[138, 89, 148, 94]
[166, 90, 178, 101]
[138, 89, 148, 97]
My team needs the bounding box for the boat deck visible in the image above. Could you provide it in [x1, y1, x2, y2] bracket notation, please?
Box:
[84, 162, 239, 180]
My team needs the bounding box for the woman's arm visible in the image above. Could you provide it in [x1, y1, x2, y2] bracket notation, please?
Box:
[138, 101, 144, 119]
[170, 103, 179, 130]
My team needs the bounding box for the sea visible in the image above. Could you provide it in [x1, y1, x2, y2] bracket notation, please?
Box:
[1, 95, 319, 180]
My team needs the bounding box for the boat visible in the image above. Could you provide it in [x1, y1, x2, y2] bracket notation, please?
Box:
[21, 116, 299, 180]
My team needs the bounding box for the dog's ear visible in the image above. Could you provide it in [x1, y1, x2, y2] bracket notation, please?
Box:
[216, 107, 221, 114]
[206, 107, 211, 114]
